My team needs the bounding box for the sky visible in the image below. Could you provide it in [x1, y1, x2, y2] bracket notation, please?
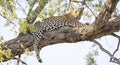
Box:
[0, 0, 120, 65]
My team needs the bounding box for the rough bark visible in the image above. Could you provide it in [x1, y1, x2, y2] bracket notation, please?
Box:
[0, 0, 120, 62]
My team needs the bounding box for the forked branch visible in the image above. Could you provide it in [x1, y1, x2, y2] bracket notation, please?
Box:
[92, 40, 120, 64]
[0, 0, 120, 64]
[26, 0, 49, 24]
[110, 33, 120, 64]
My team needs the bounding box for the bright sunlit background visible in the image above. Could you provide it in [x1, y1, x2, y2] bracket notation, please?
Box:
[0, 0, 120, 65]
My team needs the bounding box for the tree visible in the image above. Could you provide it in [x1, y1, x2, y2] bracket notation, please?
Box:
[0, 0, 120, 65]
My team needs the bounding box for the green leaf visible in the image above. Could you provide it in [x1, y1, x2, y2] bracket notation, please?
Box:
[0, 36, 4, 41]
[4, 21, 10, 26]
[1, 10, 6, 16]
[19, 20, 28, 33]
[24, 48, 30, 55]
[0, 0, 5, 6]
[94, 51, 98, 56]
[8, 5, 13, 13]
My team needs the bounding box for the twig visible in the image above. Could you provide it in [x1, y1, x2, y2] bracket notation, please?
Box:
[91, 40, 120, 64]
[111, 33, 120, 39]
[70, 0, 82, 3]
[110, 39, 120, 63]
[17, 2, 27, 15]
[60, 0, 72, 14]
[14, 57, 27, 65]
[84, 2, 97, 18]
[0, 14, 16, 26]
[71, 0, 96, 18]
[16, 55, 21, 65]
[92, 40, 113, 57]
[70, 0, 85, 6]
[110, 33, 120, 63]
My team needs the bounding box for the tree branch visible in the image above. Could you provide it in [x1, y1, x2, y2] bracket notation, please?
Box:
[91, 40, 120, 64]
[17, 2, 27, 16]
[14, 57, 27, 65]
[26, 0, 49, 24]
[0, 0, 120, 64]
[92, 0, 119, 30]
[110, 33, 120, 64]
[84, 1, 97, 18]
[1, 15, 120, 62]
[0, 13, 17, 26]
[26, 0, 36, 22]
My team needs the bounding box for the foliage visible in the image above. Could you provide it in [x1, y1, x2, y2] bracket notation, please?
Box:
[24, 48, 30, 55]
[86, 53, 96, 65]
[86, 51, 98, 65]
[0, 0, 17, 26]
[86, 44, 99, 65]
[0, 36, 5, 43]
[0, 46, 12, 62]
[19, 20, 36, 33]
[0, 0, 120, 65]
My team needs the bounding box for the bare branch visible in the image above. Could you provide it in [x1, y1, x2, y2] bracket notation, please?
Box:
[92, 40, 113, 58]
[16, 55, 21, 65]
[113, 39, 119, 56]
[91, 40, 120, 64]
[111, 33, 120, 39]
[0, 14, 16, 26]
[70, 0, 82, 3]
[14, 57, 27, 65]
[84, 2, 97, 18]
[17, 2, 27, 15]
[110, 39, 120, 64]
[110, 33, 120, 63]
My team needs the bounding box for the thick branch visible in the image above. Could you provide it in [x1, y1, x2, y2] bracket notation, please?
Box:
[1, 15, 120, 62]
[1, 0, 120, 63]
[92, 0, 119, 30]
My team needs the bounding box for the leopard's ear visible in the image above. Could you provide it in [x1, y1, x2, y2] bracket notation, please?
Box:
[70, 6, 84, 20]
[71, 6, 77, 10]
